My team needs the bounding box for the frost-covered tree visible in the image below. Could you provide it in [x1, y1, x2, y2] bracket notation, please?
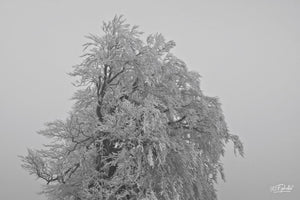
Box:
[20, 15, 243, 200]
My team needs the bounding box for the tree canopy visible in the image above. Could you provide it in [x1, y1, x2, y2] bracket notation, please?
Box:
[20, 15, 243, 200]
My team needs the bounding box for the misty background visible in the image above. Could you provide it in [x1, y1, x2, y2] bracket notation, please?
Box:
[0, 0, 299, 199]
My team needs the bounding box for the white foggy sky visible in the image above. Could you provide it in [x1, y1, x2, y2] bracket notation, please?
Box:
[0, 0, 299, 199]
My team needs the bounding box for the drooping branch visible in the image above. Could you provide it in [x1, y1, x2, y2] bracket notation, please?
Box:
[22, 150, 83, 185]
[20, 151, 62, 185]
